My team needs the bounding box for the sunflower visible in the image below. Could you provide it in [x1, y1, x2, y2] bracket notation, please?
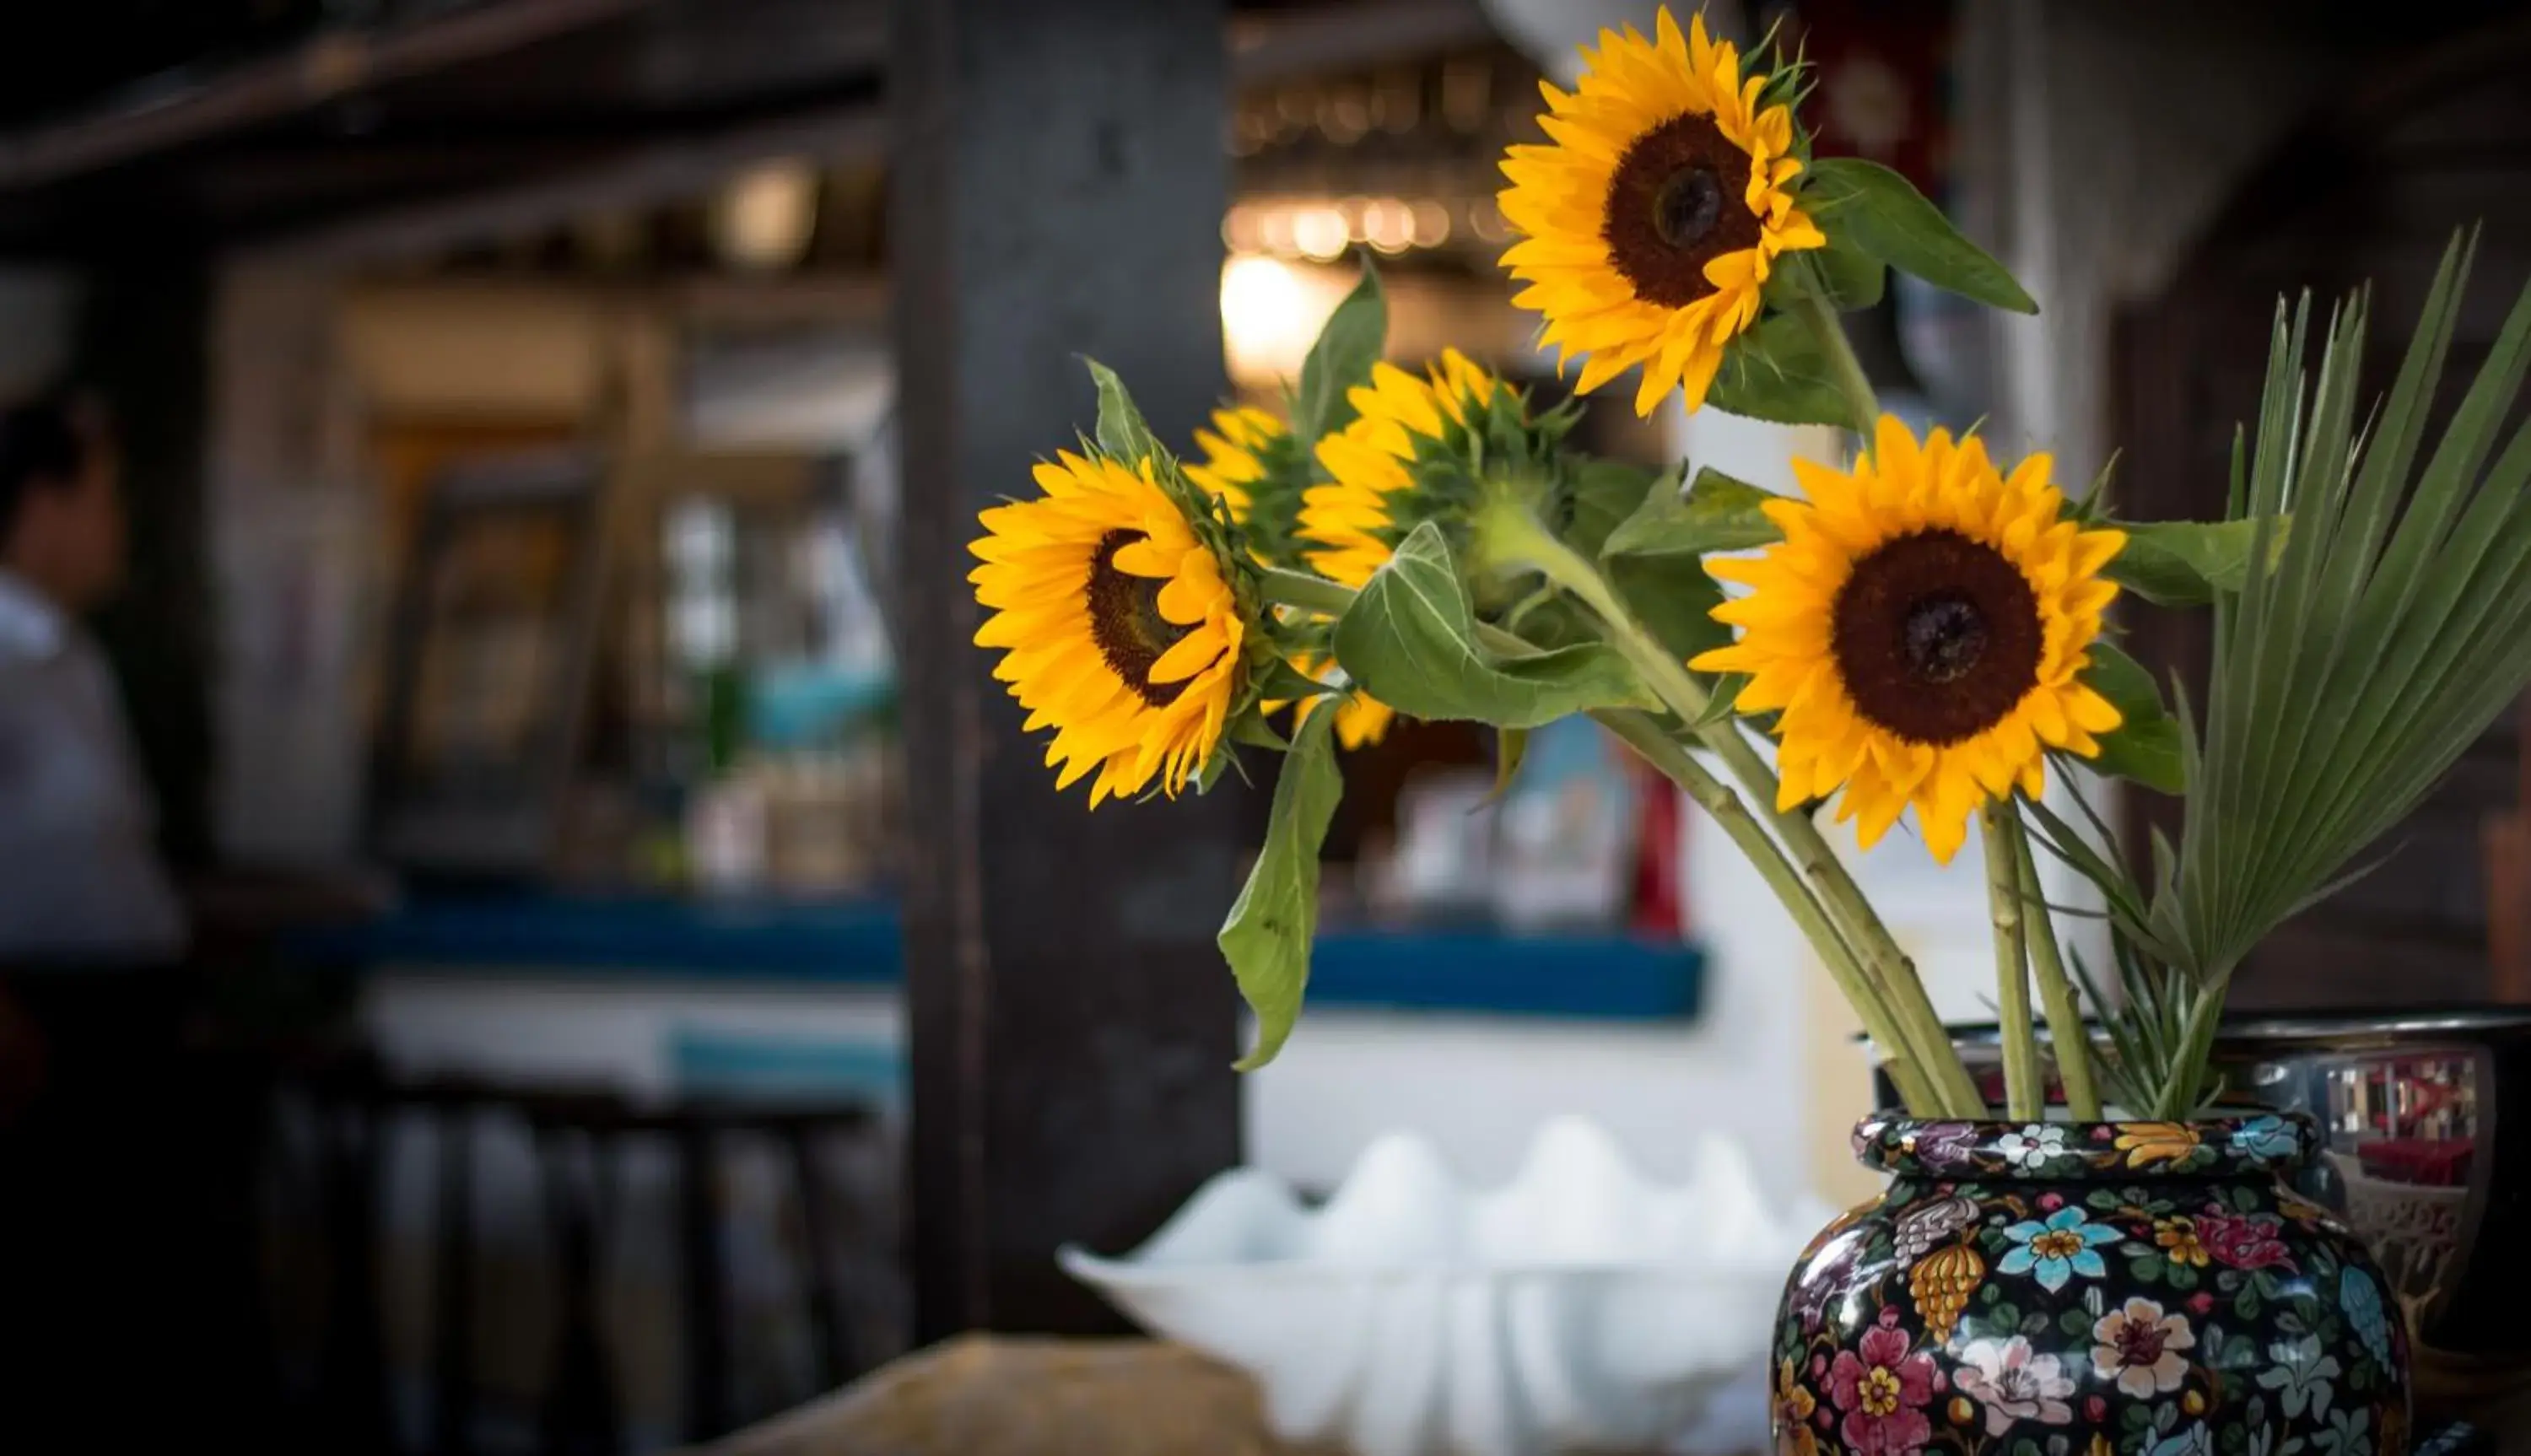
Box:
[1189, 407, 1398, 749]
[970, 449, 1248, 805]
[1185, 405, 1279, 524]
[1299, 348, 1508, 587]
[1498, 8, 1824, 418]
[1688, 417, 2126, 863]
[1185, 403, 1314, 570]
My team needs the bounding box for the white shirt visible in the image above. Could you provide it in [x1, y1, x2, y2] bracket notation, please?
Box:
[0, 569, 187, 964]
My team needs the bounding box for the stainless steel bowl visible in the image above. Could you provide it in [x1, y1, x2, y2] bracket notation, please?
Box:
[1895, 1008, 2531, 1422]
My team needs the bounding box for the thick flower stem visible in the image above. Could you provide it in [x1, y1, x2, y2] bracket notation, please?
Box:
[1699, 725, 1985, 1116]
[2011, 818, 2102, 1119]
[1593, 708, 1943, 1116]
[1788, 287, 1880, 438]
[1489, 505, 1982, 1116]
[1259, 568, 1359, 617]
[1982, 804, 2042, 1120]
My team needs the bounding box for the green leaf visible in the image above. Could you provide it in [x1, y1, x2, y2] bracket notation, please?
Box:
[1794, 233, 1886, 312]
[1293, 262, 1386, 449]
[1219, 709, 1344, 1070]
[1486, 727, 1530, 805]
[1611, 556, 1731, 663]
[1691, 673, 1746, 729]
[1804, 157, 2036, 314]
[1557, 456, 1659, 560]
[1706, 313, 1858, 429]
[2108, 518, 2280, 607]
[1334, 523, 1653, 726]
[1601, 466, 1784, 562]
[2084, 642, 2185, 794]
[1085, 357, 1163, 466]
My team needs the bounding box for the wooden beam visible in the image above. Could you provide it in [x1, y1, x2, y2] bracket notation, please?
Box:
[892, 0, 1245, 1339]
[0, 0, 645, 189]
[238, 100, 885, 267]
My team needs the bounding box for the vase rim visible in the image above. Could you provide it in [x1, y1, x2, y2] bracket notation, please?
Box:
[1853, 1113, 2318, 1181]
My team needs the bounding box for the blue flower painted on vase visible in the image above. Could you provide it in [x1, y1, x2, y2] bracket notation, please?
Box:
[2340, 1266, 2394, 1367]
[2228, 1114, 2304, 1161]
[1996, 1205, 2122, 1292]
[2149, 1422, 2216, 1456]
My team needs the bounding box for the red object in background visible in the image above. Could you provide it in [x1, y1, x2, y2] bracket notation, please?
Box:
[2355, 1140, 2474, 1187]
[1786, 0, 1956, 201]
[1631, 767, 1685, 936]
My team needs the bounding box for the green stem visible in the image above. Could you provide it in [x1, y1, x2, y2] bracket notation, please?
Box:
[1594, 708, 1942, 1116]
[1788, 287, 1880, 436]
[2011, 817, 2102, 1119]
[2155, 983, 2228, 1120]
[1259, 568, 1358, 617]
[1982, 804, 2042, 1120]
[1491, 504, 1982, 1116]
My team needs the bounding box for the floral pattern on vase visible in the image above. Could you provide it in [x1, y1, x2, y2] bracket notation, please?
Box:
[1777, 1117, 2410, 1456]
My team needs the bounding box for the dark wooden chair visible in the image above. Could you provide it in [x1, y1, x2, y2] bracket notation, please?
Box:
[279, 1061, 886, 1455]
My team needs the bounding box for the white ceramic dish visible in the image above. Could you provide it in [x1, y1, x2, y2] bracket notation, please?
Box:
[1060, 1117, 1827, 1456]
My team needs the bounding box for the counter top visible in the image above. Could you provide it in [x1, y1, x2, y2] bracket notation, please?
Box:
[288, 892, 1705, 1021]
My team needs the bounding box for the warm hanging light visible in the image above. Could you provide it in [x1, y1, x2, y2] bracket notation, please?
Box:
[713, 159, 820, 271]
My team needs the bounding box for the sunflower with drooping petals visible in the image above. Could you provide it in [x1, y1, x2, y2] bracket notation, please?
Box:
[1300, 348, 1512, 586]
[1498, 8, 1825, 418]
[1187, 406, 1398, 748]
[1185, 406, 1277, 520]
[1688, 416, 2128, 862]
[1186, 404, 1315, 569]
[971, 449, 1250, 805]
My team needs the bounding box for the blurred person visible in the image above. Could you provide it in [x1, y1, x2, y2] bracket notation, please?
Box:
[0, 394, 204, 1444]
[0, 393, 186, 963]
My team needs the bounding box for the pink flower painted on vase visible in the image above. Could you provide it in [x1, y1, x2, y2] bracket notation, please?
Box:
[1828, 1310, 1937, 1455]
[2091, 1297, 2196, 1399]
[2197, 1207, 2297, 1273]
[1951, 1335, 2077, 1436]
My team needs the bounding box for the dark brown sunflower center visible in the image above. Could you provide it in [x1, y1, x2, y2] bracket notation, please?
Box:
[1830, 529, 2043, 746]
[1086, 529, 1193, 708]
[1602, 111, 1762, 308]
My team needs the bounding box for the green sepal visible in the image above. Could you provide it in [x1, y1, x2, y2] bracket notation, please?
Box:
[1085, 357, 1168, 469]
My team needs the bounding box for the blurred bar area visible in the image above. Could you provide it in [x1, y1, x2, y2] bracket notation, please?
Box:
[0, 1, 1710, 1448]
[5, 0, 2530, 1451]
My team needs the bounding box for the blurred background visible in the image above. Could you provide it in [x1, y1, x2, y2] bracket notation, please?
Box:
[0, 0, 2526, 1449]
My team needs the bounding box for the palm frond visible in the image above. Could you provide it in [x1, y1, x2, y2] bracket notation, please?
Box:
[2163, 231, 2531, 986]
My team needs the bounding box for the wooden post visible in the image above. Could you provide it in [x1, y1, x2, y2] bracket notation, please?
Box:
[891, 0, 1245, 1340]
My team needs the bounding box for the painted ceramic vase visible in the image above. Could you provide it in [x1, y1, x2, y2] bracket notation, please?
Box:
[1774, 1116, 2411, 1456]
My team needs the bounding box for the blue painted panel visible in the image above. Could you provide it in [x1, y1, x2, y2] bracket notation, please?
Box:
[290, 894, 1704, 1022]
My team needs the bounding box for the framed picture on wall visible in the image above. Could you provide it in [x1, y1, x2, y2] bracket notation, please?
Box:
[369, 449, 609, 877]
